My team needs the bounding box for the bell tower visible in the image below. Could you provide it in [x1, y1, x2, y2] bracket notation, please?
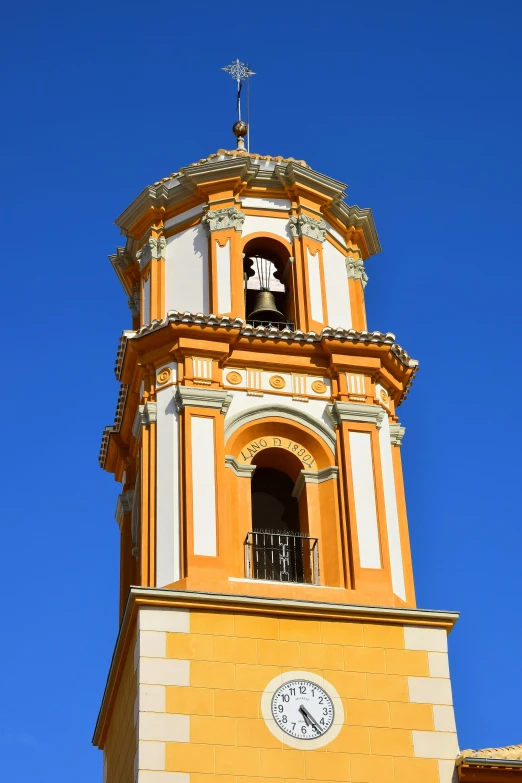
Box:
[94, 144, 460, 783]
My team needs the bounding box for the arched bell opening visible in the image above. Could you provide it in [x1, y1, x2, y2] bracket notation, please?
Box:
[247, 448, 317, 584]
[242, 236, 294, 329]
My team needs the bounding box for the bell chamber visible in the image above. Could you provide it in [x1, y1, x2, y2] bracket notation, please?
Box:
[244, 254, 287, 325]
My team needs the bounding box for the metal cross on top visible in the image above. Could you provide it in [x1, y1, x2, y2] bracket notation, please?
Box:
[221, 58, 255, 124]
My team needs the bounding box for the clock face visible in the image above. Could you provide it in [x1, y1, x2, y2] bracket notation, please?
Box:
[271, 679, 335, 740]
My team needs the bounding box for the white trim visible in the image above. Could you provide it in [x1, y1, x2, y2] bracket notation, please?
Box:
[379, 416, 406, 600]
[228, 577, 343, 590]
[224, 402, 336, 454]
[349, 431, 381, 569]
[191, 417, 217, 557]
[164, 204, 204, 229]
[216, 239, 232, 314]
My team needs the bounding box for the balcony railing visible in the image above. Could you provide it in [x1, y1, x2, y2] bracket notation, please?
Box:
[245, 531, 319, 585]
[245, 319, 295, 331]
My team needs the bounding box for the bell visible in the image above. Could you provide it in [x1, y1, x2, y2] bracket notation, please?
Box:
[247, 290, 285, 323]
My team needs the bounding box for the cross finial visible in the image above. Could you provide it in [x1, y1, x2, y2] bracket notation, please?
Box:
[222, 59, 255, 150]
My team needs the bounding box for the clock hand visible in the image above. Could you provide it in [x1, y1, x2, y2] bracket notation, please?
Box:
[299, 705, 322, 732]
[299, 705, 312, 726]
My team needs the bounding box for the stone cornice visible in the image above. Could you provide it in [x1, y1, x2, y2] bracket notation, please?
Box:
[328, 402, 385, 429]
[109, 246, 137, 296]
[175, 386, 232, 414]
[92, 586, 459, 748]
[225, 456, 257, 477]
[113, 152, 380, 258]
[293, 466, 339, 499]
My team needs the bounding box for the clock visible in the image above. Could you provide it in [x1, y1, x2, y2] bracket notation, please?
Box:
[272, 679, 334, 739]
[261, 671, 344, 749]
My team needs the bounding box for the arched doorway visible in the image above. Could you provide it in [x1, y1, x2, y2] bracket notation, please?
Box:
[247, 449, 317, 583]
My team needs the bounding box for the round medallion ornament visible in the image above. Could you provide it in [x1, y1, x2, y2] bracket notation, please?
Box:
[269, 375, 286, 390]
[157, 368, 172, 385]
[311, 380, 327, 394]
[380, 388, 389, 403]
[226, 371, 243, 385]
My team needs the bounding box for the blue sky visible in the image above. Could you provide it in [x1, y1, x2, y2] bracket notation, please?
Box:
[1, 0, 521, 780]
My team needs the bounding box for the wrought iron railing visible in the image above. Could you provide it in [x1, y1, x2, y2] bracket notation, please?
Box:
[245, 319, 295, 331]
[245, 531, 319, 584]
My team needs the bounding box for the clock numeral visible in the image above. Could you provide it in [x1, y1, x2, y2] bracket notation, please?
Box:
[292, 723, 296, 731]
[301, 726, 307, 735]
[277, 705, 283, 713]
[282, 694, 290, 702]
[318, 697, 324, 704]
[323, 708, 328, 715]
[282, 715, 287, 723]
[299, 686, 306, 694]
[289, 688, 295, 695]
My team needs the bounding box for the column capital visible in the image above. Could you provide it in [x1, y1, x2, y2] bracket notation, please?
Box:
[175, 385, 233, 414]
[288, 214, 326, 243]
[389, 422, 406, 446]
[202, 206, 245, 234]
[346, 256, 369, 288]
[136, 236, 166, 269]
[115, 489, 135, 529]
[132, 402, 157, 439]
[127, 286, 140, 317]
[327, 401, 385, 429]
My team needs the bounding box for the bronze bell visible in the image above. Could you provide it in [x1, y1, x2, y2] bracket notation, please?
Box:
[247, 290, 285, 322]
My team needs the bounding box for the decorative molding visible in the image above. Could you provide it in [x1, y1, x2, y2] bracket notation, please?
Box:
[288, 214, 326, 243]
[127, 287, 140, 317]
[175, 386, 233, 414]
[225, 456, 257, 478]
[292, 466, 339, 500]
[389, 423, 406, 446]
[157, 367, 172, 385]
[141, 402, 157, 425]
[224, 403, 336, 455]
[346, 256, 369, 288]
[202, 206, 245, 234]
[136, 236, 167, 269]
[132, 402, 157, 440]
[226, 371, 243, 385]
[327, 401, 385, 429]
[269, 375, 286, 390]
[115, 490, 135, 528]
[311, 380, 327, 394]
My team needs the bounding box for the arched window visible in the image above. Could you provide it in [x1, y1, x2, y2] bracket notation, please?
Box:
[251, 467, 299, 534]
[243, 237, 294, 329]
[246, 449, 318, 584]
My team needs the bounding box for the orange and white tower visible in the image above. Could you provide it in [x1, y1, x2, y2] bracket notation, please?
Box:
[94, 136, 460, 783]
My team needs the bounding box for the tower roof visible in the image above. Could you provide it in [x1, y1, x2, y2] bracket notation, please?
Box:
[114, 149, 381, 258]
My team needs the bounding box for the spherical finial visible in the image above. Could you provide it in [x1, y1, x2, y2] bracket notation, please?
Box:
[233, 120, 248, 138]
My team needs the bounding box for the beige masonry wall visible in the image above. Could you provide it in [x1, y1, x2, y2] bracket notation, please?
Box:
[128, 607, 458, 783]
[104, 629, 137, 783]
